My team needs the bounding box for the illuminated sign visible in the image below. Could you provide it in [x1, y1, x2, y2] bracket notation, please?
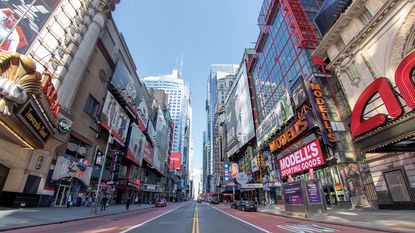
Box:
[269, 117, 308, 153]
[278, 139, 325, 177]
[224, 162, 230, 183]
[351, 51, 415, 137]
[310, 83, 336, 142]
[19, 101, 51, 142]
[42, 73, 60, 118]
[230, 163, 239, 178]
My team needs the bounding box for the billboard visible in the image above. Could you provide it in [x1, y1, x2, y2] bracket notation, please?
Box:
[127, 123, 146, 166]
[225, 64, 255, 157]
[256, 90, 294, 144]
[110, 58, 148, 131]
[101, 92, 130, 142]
[156, 107, 169, 172]
[290, 77, 308, 109]
[278, 139, 325, 178]
[0, 0, 61, 54]
[169, 152, 181, 170]
[143, 140, 154, 165]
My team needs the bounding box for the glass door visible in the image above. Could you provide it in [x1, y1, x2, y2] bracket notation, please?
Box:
[384, 169, 412, 203]
[54, 185, 71, 207]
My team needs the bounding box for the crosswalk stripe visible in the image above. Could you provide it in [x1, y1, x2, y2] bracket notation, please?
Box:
[276, 224, 338, 233]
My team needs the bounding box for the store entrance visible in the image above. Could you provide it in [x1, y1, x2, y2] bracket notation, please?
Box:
[54, 185, 72, 207]
[0, 164, 9, 193]
[384, 168, 413, 203]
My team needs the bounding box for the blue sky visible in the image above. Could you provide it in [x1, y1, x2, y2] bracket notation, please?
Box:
[113, 0, 262, 192]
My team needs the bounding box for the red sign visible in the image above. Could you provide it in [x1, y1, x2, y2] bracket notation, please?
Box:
[351, 50, 415, 137]
[278, 139, 325, 178]
[143, 141, 154, 165]
[42, 73, 60, 118]
[169, 152, 181, 170]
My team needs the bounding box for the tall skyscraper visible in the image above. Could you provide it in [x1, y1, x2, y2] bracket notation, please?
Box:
[205, 64, 239, 194]
[143, 69, 192, 196]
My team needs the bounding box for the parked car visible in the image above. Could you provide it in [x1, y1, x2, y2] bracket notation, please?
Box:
[238, 201, 257, 212]
[210, 198, 219, 204]
[155, 199, 167, 207]
[230, 200, 242, 209]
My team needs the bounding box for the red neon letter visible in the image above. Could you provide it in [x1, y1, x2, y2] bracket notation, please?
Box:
[395, 50, 415, 108]
[350, 77, 402, 137]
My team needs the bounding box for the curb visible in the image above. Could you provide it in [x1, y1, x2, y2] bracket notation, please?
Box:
[257, 209, 412, 233]
[0, 205, 156, 232]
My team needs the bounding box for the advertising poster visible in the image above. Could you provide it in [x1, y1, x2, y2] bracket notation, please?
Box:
[225, 64, 255, 157]
[169, 152, 181, 170]
[278, 139, 325, 177]
[111, 58, 149, 131]
[306, 181, 322, 204]
[251, 156, 259, 172]
[230, 163, 239, 178]
[0, 0, 61, 54]
[284, 183, 303, 205]
[128, 123, 146, 166]
[101, 92, 130, 142]
[143, 141, 154, 166]
[256, 91, 294, 144]
[156, 107, 169, 171]
[290, 77, 308, 109]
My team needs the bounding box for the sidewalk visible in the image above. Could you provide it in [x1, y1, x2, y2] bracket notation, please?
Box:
[0, 204, 154, 231]
[257, 204, 415, 233]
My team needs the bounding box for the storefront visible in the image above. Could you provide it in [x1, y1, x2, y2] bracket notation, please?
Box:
[0, 52, 66, 207]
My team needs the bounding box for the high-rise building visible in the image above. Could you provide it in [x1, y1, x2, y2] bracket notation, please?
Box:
[205, 64, 239, 194]
[143, 69, 192, 198]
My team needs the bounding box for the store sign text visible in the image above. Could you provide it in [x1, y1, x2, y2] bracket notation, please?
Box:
[278, 139, 324, 177]
[310, 83, 336, 142]
[21, 103, 51, 141]
[351, 51, 415, 137]
[269, 117, 308, 153]
[42, 74, 60, 118]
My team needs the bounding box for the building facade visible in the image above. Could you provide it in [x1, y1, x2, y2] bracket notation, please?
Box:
[313, 0, 415, 209]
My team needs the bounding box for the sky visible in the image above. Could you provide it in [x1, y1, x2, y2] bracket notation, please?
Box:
[113, 0, 262, 195]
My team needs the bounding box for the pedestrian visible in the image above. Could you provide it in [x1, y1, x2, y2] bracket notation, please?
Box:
[135, 196, 139, 205]
[101, 195, 108, 211]
[66, 194, 72, 208]
[126, 197, 131, 210]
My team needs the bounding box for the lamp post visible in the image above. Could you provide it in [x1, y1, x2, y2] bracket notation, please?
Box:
[93, 99, 115, 214]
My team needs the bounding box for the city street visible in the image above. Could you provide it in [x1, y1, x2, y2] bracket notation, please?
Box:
[1, 201, 387, 233]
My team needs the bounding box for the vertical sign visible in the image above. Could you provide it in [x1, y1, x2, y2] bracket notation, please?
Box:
[223, 162, 230, 183]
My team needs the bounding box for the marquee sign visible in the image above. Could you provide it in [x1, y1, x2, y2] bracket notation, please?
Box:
[351, 50, 415, 137]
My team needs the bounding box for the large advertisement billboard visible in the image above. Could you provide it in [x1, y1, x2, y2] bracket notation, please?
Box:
[156, 107, 169, 172]
[278, 139, 325, 178]
[110, 58, 148, 131]
[169, 152, 181, 170]
[143, 140, 154, 166]
[256, 90, 294, 144]
[127, 123, 146, 166]
[0, 0, 61, 54]
[225, 64, 255, 157]
[101, 92, 130, 142]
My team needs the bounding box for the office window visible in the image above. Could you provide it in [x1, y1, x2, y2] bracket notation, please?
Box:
[359, 7, 373, 24]
[84, 95, 100, 118]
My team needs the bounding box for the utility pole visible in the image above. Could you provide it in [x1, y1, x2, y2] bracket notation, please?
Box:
[93, 99, 115, 214]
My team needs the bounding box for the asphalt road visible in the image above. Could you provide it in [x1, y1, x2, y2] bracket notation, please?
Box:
[2, 201, 384, 233]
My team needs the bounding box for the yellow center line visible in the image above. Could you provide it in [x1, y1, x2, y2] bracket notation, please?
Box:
[192, 204, 200, 233]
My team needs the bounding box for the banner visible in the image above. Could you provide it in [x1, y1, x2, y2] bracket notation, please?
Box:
[143, 141, 154, 166]
[51, 156, 92, 186]
[169, 152, 181, 170]
[101, 92, 130, 142]
[0, 0, 61, 54]
[256, 91, 294, 143]
[278, 139, 325, 177]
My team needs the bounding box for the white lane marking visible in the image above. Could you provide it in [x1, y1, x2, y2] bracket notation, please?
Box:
[208, 205, 270, 233]
[277, 224, 339, 233]
[119, 204, 186, 233]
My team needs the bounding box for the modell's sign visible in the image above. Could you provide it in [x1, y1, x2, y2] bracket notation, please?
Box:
[351, 51, 415, 137]
[310, 82, 336, 143]
[278, 139, 324, 177]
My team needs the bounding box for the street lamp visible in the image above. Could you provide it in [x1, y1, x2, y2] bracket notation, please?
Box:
[93, 99, 115, 214]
